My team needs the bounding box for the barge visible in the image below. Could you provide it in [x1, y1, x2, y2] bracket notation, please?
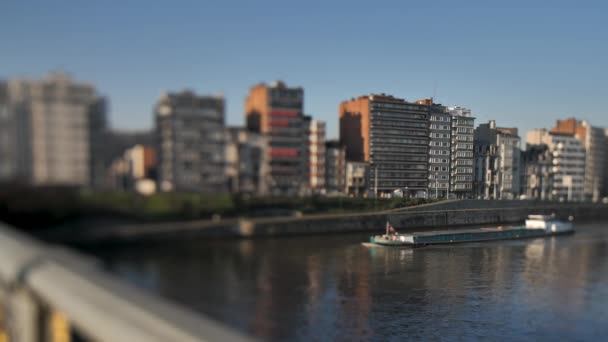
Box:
[366, 215, 574, 247]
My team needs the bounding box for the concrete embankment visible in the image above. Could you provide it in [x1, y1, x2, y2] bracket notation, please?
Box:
[53, 200, 608, 244]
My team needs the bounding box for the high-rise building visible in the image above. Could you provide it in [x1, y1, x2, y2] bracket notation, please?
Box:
[551, 118, 606, 202]
[304, 116, 326, 194]
[421, 99, 451, 198]
[325, 140, 346, 194]
[449, 106, 475, 198]
[340, 94, 429, 197]
[1, 73, 107, 186]
[473, 120, 521, 199]
[224, 127, 269, 195]
[245, 81, 306, 196]
[155, 91, 225, 193]
[526, 129, 586, 202]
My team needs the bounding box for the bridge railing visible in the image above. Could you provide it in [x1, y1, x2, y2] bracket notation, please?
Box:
[0, 222, 253, 342]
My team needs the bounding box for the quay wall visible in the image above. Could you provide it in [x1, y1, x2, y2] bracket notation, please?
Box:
[64, 200, 608, 244]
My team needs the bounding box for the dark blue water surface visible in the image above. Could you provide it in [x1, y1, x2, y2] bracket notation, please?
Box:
[91, 222, 608, 341]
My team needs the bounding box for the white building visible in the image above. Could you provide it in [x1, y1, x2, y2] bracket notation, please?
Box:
[449, 106, 475, 198]
[474, 120, 521, 200]
[305, 117, 326, 193]
[526, 129, 586, 201]
[225, 127, 269, 195]
[346, 161, 368, 197]
[427, 101, 451, 198]
[0, 73, 106, 186]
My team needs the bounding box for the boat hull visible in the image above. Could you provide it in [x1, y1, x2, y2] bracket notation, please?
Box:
[366, 226, 574, 247]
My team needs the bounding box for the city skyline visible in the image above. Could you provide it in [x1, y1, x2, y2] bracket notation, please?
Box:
[2, 2, 608, 139]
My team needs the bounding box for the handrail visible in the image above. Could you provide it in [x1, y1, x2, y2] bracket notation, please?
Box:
[0, 222, 253, 342]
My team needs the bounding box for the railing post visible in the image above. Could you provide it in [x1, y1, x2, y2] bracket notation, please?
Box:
[6, 287, 41, 342]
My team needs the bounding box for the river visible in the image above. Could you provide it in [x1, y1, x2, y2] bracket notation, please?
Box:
[90, 222, 608, 341]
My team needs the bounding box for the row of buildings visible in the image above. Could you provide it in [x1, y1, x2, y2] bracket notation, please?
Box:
[1, 73, 607, 201]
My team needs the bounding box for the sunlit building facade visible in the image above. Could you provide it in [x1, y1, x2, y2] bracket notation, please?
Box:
[340, 94, 429, 197]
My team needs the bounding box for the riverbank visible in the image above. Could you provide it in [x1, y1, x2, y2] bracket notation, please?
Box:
[45, 200, 608, 245]
[0, 185, 439, 232]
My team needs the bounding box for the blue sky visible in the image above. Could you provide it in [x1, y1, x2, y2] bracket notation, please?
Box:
[2, 1, 607, 139]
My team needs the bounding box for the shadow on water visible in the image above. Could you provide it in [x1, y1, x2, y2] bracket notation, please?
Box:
[89, 222, 608, 341]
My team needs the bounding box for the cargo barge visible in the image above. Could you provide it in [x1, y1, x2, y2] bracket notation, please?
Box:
[365, 215, 574, 247]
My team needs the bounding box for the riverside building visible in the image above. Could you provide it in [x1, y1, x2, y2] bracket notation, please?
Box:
[340, 94, 429, 197]
[419, 99, 451, 198]
[155, 91, 226, 192]
[449, 106, 475, 198]
[245, 81, 306, 196]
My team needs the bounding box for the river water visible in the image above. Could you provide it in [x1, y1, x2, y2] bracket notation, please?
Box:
[91, 222, 608, 341]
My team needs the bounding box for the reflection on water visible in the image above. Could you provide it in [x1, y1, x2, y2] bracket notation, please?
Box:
[91, 223, 608, 341]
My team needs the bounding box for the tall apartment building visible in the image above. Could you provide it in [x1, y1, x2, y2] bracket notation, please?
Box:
[473, 120, 521, 199]
[325, 141, 346, 194]
[340, 94, 429, 197]
[449, 106, 475, 198]
[526, 129, 586, 201]
[304, 116, 326, 193]
[420, 99, 451, 198]
[225, 127, 269, 195]
[0, 73, 106, 186]
[551, 118, 606, 201]
[245, 81, 306, 196]
[155, 91, 225, 193]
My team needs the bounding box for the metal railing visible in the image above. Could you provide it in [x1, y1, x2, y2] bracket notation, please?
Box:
[0, 223, 252, 342]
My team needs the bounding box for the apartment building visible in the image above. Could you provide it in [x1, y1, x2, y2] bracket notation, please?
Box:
[473, 120, 521, 199]
[155, 91, 225, 192]
[325, 140, 346, 194]
[304, 116, 326, 193]
[552, 118, 605, 201]
[420, 99, 451, 198]
[340, 94, 429, 197]
[526, 128, 586, 201]
[0, 73, 106, 186]
[225, 127, 269, 195]
[245, 81, 306, 196]
[449, 106, 475, 198]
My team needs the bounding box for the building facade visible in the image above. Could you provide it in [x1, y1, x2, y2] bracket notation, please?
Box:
[526, 129, 586, 201]
[0, 73, 106, 186]
[340, 94, 429, 197]
[551, 118, 605, 201]
[224, 127, 269, 195]
[245, 81, 306, 196]
[325, 141, 346, 194]
[0, 82, 17, 182]
[155, 91, 225, 193]
[108, 144, 157, 194]
[521, 144, 553, 200]
[304, 116, 326, 194]
[346, 161, 368, 197]
[473, 120, 521, 199]
[423, 99, 451, 198]
[449, 106, 475, 198]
